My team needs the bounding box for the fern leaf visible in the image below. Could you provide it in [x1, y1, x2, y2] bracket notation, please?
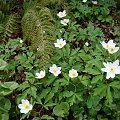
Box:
[2, 13, 21, 41]
[22, 7, 55, 68]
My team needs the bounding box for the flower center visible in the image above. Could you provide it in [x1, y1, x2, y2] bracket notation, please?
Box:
[110, 48, 115, 52]
[41, 74, 44, 77]
[106, 44, 110, 49]
[109, 67, 115, 72]
[72, 72, 76, 76]
[64, 21, 67, 24]
[59, 43, 63, 47]
[53, 69, 57, 74]
[60, 13, 63, 17]
[24, 105, 29, 110]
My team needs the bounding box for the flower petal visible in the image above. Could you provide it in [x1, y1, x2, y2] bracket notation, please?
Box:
[101, 68, 108, 72]
[113, 60, 119, 67]
[115, 66, 120, 74]
[106, 72, 115, 79]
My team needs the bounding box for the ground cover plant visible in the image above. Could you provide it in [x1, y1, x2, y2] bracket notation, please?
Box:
[0, 0, 120, 120]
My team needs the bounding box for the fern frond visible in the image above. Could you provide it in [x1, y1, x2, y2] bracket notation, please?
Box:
[22, 7, 55, 68]
[0, 13, 21, 42]
[3, 13, 21, 41]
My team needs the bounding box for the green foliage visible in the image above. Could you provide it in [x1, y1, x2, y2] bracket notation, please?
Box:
[0, 59, 7, 70]
[22, 3, 55, 68]
[0, 0, 21, 42]
[70, 0, 114, 24]
[0, 97, 11, 120]
[0, 0, 120, 120]
[0, 81, 18, 96]
[0, 13, 21, 41]
[99, 0, 117, 7]
[53, 102, 69, 117]
[3, 13, 21, 40]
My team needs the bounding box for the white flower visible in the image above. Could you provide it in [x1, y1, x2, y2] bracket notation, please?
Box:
[54, 38, 66, 48]
[61, 19, 69, 26]
[101, 60, 120, 79]
[92, 0, 98, 5]
[85, 42, 89, 46]
[20, 39, 23, 43]
[69, 69, 78, 78]
[82, 0, 87, 2]
[108, 47, 119, 54]
[57, 10, 67, 18]
[100, 40, 119, 54]
[100, 40, 116, 50]
[35, 70, 45, 79]
[49, 64, 61, 76]
[18, 99, 33, 114]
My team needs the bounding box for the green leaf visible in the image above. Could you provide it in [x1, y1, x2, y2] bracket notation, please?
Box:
[32, 117, 40, 120]
[53, 102, 69, 117]
[0, 59, 7, 70]
[39, 88, 51, 99]
[67, 92, 83, 106]
[30, 86, 37, 98]
[78, 28, 87, 41]
[25, 72, 36, 84]
[0, 82, 19, 96]
[79, 76, 90, 86]
[41, 115, 54, 120]
[63, 91, 74, 98]
[106, 86, 113, 104]
[94, 84, 107, 98]
[18, 82, 30, 91]
[0, 112, 9, 120]
[67, 94, 76, 106]
[109, 81, 120, 89]
[85, 66, 101, 75]
[0, 97, 11, 119]
[79, 53, 93, 61]
[44, 102, 56, 110]
[91, 75, 103, 84]
[75, 93, 83, 101]
[87, 95, 100, 108]
[70, 48, 79, 57]
[0, 82, 18, 90]
[45, 92, 54, 104]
